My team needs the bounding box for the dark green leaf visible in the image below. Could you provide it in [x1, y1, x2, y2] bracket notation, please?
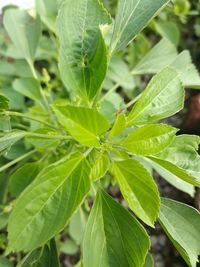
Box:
[9, 162, 41, 197]
[57, 0, 111, 101]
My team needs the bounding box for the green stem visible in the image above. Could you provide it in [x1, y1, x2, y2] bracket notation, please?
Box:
[0, 150, 37, 173]
[0, 111, 58, 130]
[27, 59, 56, 122]
[125, 92, 142, 108]
[26, 132, 72, 140]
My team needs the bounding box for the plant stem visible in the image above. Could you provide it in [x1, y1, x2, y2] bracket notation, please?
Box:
[125, 92, 142, 108]
[0, 150, 37, 173]
[27, 59, 58, 126]
[26, 132, 72, 140]
[0, 111, 58, 130]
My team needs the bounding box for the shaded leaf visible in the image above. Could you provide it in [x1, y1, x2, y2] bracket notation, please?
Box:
[134, 38, 177, 74]
[0, 95, 9, 110]
[13, 78, 42, 102]
[159, 198, 200, 267]
[57, 0, 111, 100]
[0, 131, 26, 154]
[9, 162, 41, 198]
[3, 9, 41, 61]
[18, 239, 60, 267]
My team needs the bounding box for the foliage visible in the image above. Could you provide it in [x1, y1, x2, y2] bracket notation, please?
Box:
[0, 0, 200, 266]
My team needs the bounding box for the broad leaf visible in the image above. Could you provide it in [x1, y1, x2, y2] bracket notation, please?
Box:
[109, 113, 126, 137]
[106, 57, 135, 90]
[0, 131, 26, 154]
[112, 159, 160, 226]
[90, 152, 110, 181]
[154, 21, 180, 46]
[3, 9, 41, 61]
[148, 157, 200, 187]
[171, 51, 200, 89]
[9, 162, 41, 197]
[53, 105, 110, 147]
[18, 239, 60, 267]
[159, 198, 200, 267]
[150, 160, 195, 197]
[8, 152, 90, 252]
[110, 0, 170, 52]
[127, 68, 184, 126]
[0, 95, 9, 110]
[134, 38, 177, 74]
[83, 189, 150, 267]
[149, 135, 200, 187]
[122, 124, 177, 156]
[13, 78, 42, 102]
[35, 0, 58, 32]
[57, 0, 111, 101]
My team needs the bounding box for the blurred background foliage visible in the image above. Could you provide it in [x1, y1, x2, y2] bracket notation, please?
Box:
[0, 0, 200, 266]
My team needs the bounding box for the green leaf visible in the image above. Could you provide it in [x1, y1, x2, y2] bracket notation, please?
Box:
[154, 21, 180, 46]
[57, 0, 111, 101]
[8, 152, 90, 252]
[0, 131, 26, 154]
[148, 135, 200, 187]
[26, 129, 60, 151]
[0, 257, 13, 267]
[171, 51, 200, 89]
[35, 0, 58, 32]
[144, 254, 154, 267]
[159, 198, 200, 267]
[134, 38, 177, 74]
[112, 159, 160, 226]
[127, 68, 184, 126]
[150, 159, 195, 197]
[109, 113, 126, 137]
[13, 78, 42, 102]
[9, 162, 41, 198]
[69, 209, 87, 245]
[90, 152, 110, 181]
[3, 9, 41, 61]
[0, 95, 9, 110]
[110, 0, 170, 52]
[83, 189, 150, 267]
[148, 156, 200, 187]
[107, 57, 135, 90]
[53, 105, 110, 147]
[122, 124, 177, 156]
[18, 239, 60, 267]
